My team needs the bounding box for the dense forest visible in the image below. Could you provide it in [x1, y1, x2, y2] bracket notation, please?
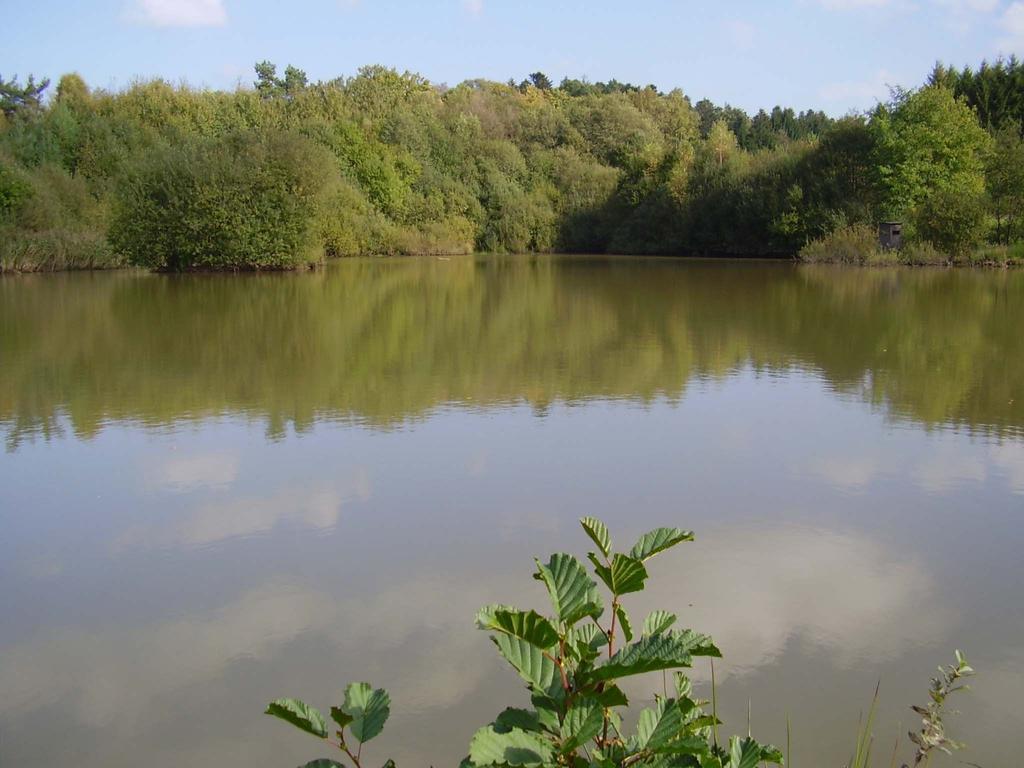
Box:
[2, 58, 1024, 271]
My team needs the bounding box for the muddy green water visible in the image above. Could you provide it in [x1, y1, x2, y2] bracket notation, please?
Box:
[1, 256, 1022, 768]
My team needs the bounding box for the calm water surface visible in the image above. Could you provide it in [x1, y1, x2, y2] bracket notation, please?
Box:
[1, 256, 1022, 768]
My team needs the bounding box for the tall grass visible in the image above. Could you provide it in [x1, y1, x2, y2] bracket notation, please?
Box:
[0, 228, 124, 272]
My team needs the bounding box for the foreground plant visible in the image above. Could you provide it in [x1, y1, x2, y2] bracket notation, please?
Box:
[462, 518, 781, 768]
[265, 682, 393, 768]
[843, 650, 976, 768]
[267, 521, 976, 768]
[904, 650, 974, 767]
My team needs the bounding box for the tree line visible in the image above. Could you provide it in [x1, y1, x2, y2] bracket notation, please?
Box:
[1, 60, 1022, 270]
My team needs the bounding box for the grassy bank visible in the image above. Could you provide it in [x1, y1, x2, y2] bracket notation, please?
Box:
[799, 224, 1024, 267]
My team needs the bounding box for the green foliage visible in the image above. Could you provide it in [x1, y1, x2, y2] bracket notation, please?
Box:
[1, 73, 50, 118]
[266, 682, 393, 768]
[109, 130, 336, 270]
[464, 519, 770, 768]
[870, 86, 991, 222]
[0, 61, 1020, 271]
[263, 518, 979, 768]
[799, 224, 885, 265]
[906, 651, 974, 765]
[913, 187, 986, 257]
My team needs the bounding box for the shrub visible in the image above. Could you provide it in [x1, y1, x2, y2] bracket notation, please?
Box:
[798, 223, 883, 264]
[109, 130, 339, 270]
[899, 240, 948, 266]
[912, 188, 986, 258]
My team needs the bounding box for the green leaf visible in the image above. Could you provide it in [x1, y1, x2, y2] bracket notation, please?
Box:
[594, 684, 629, 708]
[530, 693, 561, 732]
[265, 698, 328, 738]
[468, 725, 555, 767]
[476, 603, 519, 630]
[643, 610, 678, 637]
[479, 608, 560, 650]
[616, 604, 634, 642]
[630, 528, 694, 562]
[533, 553, 603, 625]
[494, 708, 544, 733]
[587, 630, 721, 682]
[636, 698, 684, 751]
[381, 761, 396, 768]
[673, 672, 692, 699]
[559, 698, 604, 754]
[567, 623, 607, 662]
[726, 736, 782, 768]
[330, 706, 353, 730]
[589, 553, 648, 596]
[298, 761, 346, 768]
[492, 634, 561, 696]
[580, 517, 612, 558]
[341, 683, 390, 743]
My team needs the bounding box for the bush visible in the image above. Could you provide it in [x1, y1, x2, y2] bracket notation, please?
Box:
[900, 239, 949, 265]
[109, 130, 339, 270]
[912, 187, 986, 258]
[798, 223, 883, 264]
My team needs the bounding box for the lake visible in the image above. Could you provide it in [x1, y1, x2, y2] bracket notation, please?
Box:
[1, 255, 1022, 768]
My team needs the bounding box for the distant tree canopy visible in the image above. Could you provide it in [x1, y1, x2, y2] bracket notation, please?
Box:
[0, 60, 1017, 270]
[1, 74, 50, 118]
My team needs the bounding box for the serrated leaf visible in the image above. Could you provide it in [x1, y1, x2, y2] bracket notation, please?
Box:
[468, 725, 555, 767]
[595, 684, 629, 708]
[580, 517, 612, 558]
[673, 672, 692, 698]
[616, 605, 634, 642]
[759, 745, 784, 764]
[589, 553, 648, 596]
[636, 698, 684, 751]
[342, 683, 390, 743]
[567, 623, 607, 663]
[494, 708, 544, 733]
[630, 528, 694, 562]
[476, 604, 519, 630]
[265, 698, 328, 738]
[559, 698, 604, 754]
[534, 553, 603, 625]
[493, 634, 561, 696]
[643, 610, 678, 637]
[727, 736, 781, 768]
[587, 630, 721, 682]
[330, 706, 353, 730]
[480, 609, 559, 650]
[530, 693, 562, 732]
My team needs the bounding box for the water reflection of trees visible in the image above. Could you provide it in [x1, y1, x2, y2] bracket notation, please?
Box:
[2, 258, 1021, 449]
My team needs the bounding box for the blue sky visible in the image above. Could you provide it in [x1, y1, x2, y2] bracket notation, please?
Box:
[6, 0, 1024, 114]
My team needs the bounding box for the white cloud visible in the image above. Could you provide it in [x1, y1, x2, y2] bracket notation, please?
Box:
[146, 451, 239, 492]
[999, 1, 1024, 50]
[938, 0, 1000, 12]
[113, 474, 370, 551]
[128, 0, 227, 27]
[817, 0, 890, 8]
[819, 68, 894, 108]
[0, 582, 335, 725]
[462, 0, 483, 15]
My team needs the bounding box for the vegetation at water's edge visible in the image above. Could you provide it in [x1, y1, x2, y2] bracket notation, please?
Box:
[3, 59, 1024, 271]
[266, 518, 976, 768]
